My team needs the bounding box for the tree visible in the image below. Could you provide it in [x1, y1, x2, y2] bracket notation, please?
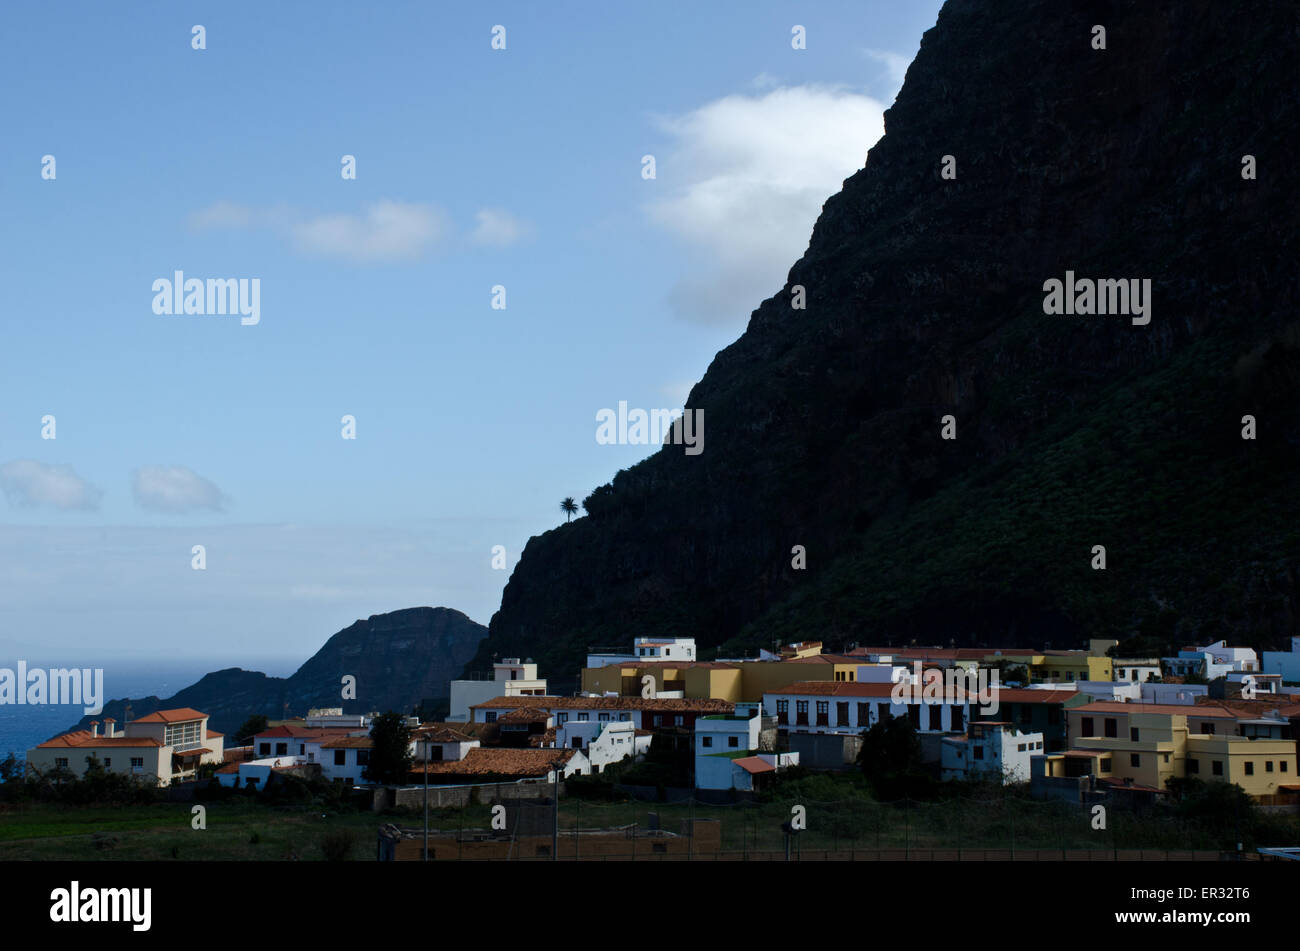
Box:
[560, 497, 578, 522]
[364, 712, 413, 785]
[856, 716, 932, 799]
[235, 714, 269, 745]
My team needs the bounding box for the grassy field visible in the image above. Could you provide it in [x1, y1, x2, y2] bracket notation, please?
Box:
[2, 773, 1293, 860]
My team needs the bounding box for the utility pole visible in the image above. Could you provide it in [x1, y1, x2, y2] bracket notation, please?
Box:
[422, 736, 429, 862]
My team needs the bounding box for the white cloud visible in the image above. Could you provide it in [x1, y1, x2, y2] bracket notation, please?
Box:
[470, 207, 533, 247]
[189, 200, 450, 262]
[0, 460, 102, 511]
[863, 49, 912, 90]
[132, 465, 227, 513]
[645, 84, 887, 325]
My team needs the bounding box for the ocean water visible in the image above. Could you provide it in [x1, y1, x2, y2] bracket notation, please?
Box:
[0, 659, 297, 762]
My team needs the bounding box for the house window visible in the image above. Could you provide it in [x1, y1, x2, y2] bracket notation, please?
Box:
[572, 737, 582, 749]
[1017, 744, 1027, 752]
[1212, 761, 1223, 776]
[701, 736, 712, 748]
[1244, 762, 1254, 776]
[951, 705, 964, 731]
[728, 736, 739, 748]
[1265, 761, 1274, 773]
[619, 713, 630, 721]
[577, 713, 589, 722]
[485, 712, 497, 723]
[815, 701, 829, 726]
[558, 713, 568, 724]
[674, 715, 684, 727]
[598, 713, 610, 722]
[1130, 753, 1140, 768]
[356, 750, 370, 766]
[1188, 758, 1199, 774]
[104, 758, 111, 768]
[837, 702, 850, 727]
[1104, 719, 1117, 738]
[1081, 718, 1094, 737]
[334, 750, 346, 765]
[131, 757, 143, 768]
[1100, 758, 1112, 771]
[777, 700, 789, 725]
[55, 758, 69, 768]
[653, 715, 662, 726]
[973, 746, 984, 760]
[1200, 723, 1214, 735]
[259, 743, 271, 755]
[795, 701, 808, 726]
[857, 702, 869, 726]
[1129, 728, 1139, 742]
[1282, 762, 1289, 773]
[275, 743, 288, 756]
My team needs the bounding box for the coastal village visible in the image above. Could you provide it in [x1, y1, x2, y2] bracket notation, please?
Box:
[23, 634, 1300, 859]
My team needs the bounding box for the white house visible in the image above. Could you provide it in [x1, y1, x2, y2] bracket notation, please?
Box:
[1263, 637, 1300, 685]
[762, 681, 972, 735]
[696, 751, 799, 792]
[413, 725, 480, 763]
[448, 658, 548, 722]
[585, 636, 697, 669]
[1075, 681, 1140, 703]
[940, 722, 1044, 783]
[555, 719, 649, 771]
[27, 708, 225, 787]
[1164, 640, 1259, 680]
[1140, 682, 1209, 705]
[1112, 660, 1161, 683]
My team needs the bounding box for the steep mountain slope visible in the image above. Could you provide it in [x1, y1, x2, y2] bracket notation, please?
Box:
[473, 0, 1299, 674]
[71, 607, 485, 737]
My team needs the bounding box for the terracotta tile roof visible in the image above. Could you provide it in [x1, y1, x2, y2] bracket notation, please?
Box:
[319, 736, 374, 749]
[130, 707, 207, 723]
[1072, 701, 1238, 716]
[769, 681, 900, 698]
[416, 726, 475, 743]
[733, 756, 776, 775]
[256, 724, 359, 739]
[173, 747, 212, 758]
[410, 747, 575, 778]
[36, 731, 162, 749]
[473, 696, 733, 713]
[206, 730, 223, 738]
[216, 762, 241, 774]
[528, 728, 558, 748]
[498, 707, 552, 724]
[987, 688, 1080, 704]
[417, 721, 495, 739]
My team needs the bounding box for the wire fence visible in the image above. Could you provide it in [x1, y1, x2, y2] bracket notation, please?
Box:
[393, 792, 1281, 861]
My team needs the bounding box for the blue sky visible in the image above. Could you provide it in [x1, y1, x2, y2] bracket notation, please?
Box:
[0, 1, 942, 676]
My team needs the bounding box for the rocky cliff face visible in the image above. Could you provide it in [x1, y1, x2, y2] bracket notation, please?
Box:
[73, 607, 486, 737]
[474, 0, 1299, 674]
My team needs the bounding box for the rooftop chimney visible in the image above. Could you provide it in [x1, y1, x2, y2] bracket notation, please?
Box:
[90, 721, 99, 738]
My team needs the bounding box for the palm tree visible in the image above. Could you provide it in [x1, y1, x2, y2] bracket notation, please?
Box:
[560, 497, 578, 522]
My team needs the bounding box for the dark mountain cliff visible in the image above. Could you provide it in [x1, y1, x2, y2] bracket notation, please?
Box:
[473, 0, 1299, 675]
[72, 607, 485, 737]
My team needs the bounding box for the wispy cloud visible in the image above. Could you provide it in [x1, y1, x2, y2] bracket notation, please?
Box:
[645, 84, 887, 326]
[863, 48, 912, 90]
[470, 207, 533, 247]
[0, 460, 102, 511]
[132, 465, 227, 513]
[189, 200, 451, 262]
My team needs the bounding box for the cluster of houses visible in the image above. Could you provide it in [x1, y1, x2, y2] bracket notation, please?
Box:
[25, 635, 1300, 809]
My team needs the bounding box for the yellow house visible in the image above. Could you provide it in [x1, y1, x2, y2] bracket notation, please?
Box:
[1035, 652, 1112, 684]
[1060, 702, 1298, 800]
[580, 656, 857, 703]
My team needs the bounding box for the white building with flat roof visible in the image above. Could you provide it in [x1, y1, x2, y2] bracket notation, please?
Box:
[448, 658, 548, 721]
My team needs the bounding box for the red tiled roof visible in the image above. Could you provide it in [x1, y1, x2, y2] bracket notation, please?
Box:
[411, 747, 575, 778]
[256, 724, 359, 739]
[320, 736, 373, 749]
[131, 708, 207, 723]
[498, 708, 551, 724]
[206, 730, 223, 738]
[473, 696, 733, 713]
[415, 726, 475, 743]
[36, 731, 162, 749]
[733, 756, 775, 775]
